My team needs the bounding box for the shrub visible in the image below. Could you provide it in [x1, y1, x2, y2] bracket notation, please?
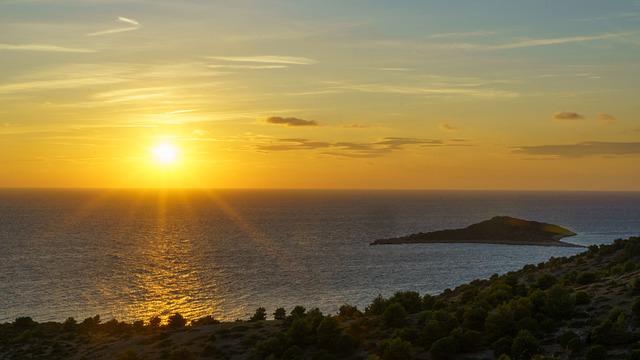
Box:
[462, 306, 487, 331]
[576, 272, 597, 285]
[382, 303, 407, 328]
[460, 330, 483, 352]
[378, 337, 415, 360]
[168, 347, 196, 360]
[250, 307, 267, 321]
[13, 317, 35, 329]
[281, 345, 305, 360]
[574, 290, 591, 306]
[633, 297, 640, 321]
[149, 316, 161, 327]
[389, 291, 422, 314]
[429, 336, 458, 360]
[338, 304, 361, 319]
[628, 349, 640, 360]
[511, 329, 539, 360]
[273, 307, 287, 320]
[62, 317, 77, 332]
[567, 337, 585, 355]
[585, 344, 607, 360]
[167, 313, 187, 328]
[492, 336, 513, 358]
[191, 315, 219, 326]
[116, 349, 140, 360]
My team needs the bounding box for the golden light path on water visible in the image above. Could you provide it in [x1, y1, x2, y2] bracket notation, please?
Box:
[77, 188, 313, 324]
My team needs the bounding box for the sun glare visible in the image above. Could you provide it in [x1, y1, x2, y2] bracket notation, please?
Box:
[153, 143, 178, 164]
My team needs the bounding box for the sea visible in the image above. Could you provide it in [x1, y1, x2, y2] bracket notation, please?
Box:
[1, 189, 639, 324]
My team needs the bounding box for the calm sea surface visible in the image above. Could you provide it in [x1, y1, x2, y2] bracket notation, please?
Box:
[1, 189, 639, 323]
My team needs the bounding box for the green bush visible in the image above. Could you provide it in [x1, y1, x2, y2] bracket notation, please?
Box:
[585, 344, 607, 360]
[378, 337, 415, 360]
[576, 272, 597, 285]
[429, 336, 458, 360]
[382, 303, 407, 328]
[511, 330, 539, 360]
[492, 336, 513, 358]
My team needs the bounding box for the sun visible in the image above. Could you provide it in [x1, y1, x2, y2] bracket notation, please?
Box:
[152, 143, 179, 164]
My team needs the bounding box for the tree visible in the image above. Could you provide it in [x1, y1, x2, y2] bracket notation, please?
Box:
[13, 317, 35, 329]
[168, 313, 187, 328]
[273, 307, 287, 320]
[251, 307, 267, 321]
[149, 316, 161, 327]
[511, 330, 539, 360]
[382, 303, 407, 328]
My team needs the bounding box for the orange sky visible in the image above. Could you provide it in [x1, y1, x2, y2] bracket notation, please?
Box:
[1, 1, 639, 190]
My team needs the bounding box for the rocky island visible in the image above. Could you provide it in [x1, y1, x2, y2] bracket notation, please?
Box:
[371, 216, 581, 247]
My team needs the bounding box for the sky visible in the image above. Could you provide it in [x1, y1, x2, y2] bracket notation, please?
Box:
[1, 0, 639, 190]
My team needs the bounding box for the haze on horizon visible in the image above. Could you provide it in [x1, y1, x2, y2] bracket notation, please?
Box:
[1, 1, 639, 190]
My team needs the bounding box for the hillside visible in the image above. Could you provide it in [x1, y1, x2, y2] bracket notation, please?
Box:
[1, 236, 640, 360]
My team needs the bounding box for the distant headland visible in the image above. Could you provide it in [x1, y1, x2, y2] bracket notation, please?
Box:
[370, 216, 582, 247]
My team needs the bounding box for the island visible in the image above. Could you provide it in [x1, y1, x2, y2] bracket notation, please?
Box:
[370, 215, 582, 247]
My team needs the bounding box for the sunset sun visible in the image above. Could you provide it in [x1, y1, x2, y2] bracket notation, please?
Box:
[152, 143, 179, 165]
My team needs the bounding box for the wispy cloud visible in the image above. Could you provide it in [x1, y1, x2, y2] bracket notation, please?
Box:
[597, 113, 617, 124]
[515, 141, 640, 158]
[86, 16, 142, 36]
[552, 111, 585, 121]
[430, 30, 495, 39]
[490, 32, 630, 50]
[265, 116, 318, 127]
[327, 82, 518, 99]
[440, 123, 459, 131]
[360, 31, 632, 52]
[255, 136, 467, 158]
[207, 55, 317, 65]
[0, 44, 96, 53]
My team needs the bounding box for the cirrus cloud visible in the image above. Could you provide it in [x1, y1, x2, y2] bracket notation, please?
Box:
[514, 141, 640, 158]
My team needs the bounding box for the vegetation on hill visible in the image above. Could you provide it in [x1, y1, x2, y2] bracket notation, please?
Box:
[2, 236, 640, 359]
[371, 216, 580, 247]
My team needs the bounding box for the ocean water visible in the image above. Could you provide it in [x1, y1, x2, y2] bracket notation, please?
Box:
[0, 189, 639, 324]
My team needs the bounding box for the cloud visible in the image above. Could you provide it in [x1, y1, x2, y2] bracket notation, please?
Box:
[207, 55, 317, 65]
[514, 141, 640, 158]
[489, 32, 630, 50]
[597, 113, 616, 124]
[552, 111, 585, 121]
[256, 138, 330, 151]
[430, 30, 495, 39]
[358, 31, 632, 52]
[265, 116, 318, 127]
[342, 123, 369, 128]
[192, 129, 210, 136]
[86, 16, 142, 36]
[254, 136, 466, 158]
[440, 123, 459, 131]
[0, 44, 96, 53]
